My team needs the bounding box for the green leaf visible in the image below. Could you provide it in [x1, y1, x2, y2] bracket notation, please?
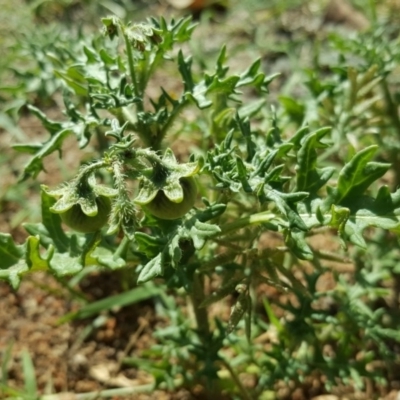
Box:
[237, 59, 279, 92]
[344, 187, 400, 246]
[138, 253, 163, 283]
[195, 203, 226, 222]
[54, 66, 88, 96]
[40, 190, 69, 252]
[136, 211, 221, 283]
[296, 127, 335, 194]
[18, 128, 72, 180]
[25, 236, 54, 271]
[264, 188, 308, 231]
[330, 146, 390, 207]
[187, 81, 213, 109]
[236, 157, 252, 193]
[189, 220, 221, 249]
[49, 252, 83, 276]
[24, 105, 63, 135]
[89, 252, 126, 270]
[23, 235, 83, 276]
[12, 144, 42, 154]
[61, 283, 162, 322]
[0, 233, 24, 269]
[21, 349, 37, 399]
[279, 96, 305, 123]
[178, 51, 194, 92]
[135, 232, 166, 257]
[206, 75, 240, 96]
[0, 233, 28, 288]
[284, 230, 314, 260]
[200, 276, 242, 308]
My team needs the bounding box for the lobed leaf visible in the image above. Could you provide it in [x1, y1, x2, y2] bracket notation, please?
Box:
[295, 127, 334, 194]
[328, 145, 390, 207]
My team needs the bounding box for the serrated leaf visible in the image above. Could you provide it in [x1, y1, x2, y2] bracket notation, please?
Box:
[138, 253, 163, 283]
[19, 128, 73, 180]
[135, 232, 166, 257]
[177, 51, 194, 92]
[237, 59, 279, 92]
[12, 144, 42, 154]
[49, 252, 83, 276]
[265, 188, 308, 231]
[206, 75, 240, 95]
[338, 187, 400, 246]
[25, 236, 54, 271]
[0, 233, 25, 269]
[332, 146, 390, 207]
[238, 98, 266, 119]
[284, 230, 314, 260]
[288, 125, 311, 147]
[189, 220, 221, 249]
[54, 67, 88, 96]
[93, 253, 126, 270]
[296, 127, 334, 194]
[0, 260, 27, 289]
[22, 235, 83, 276]
[24, 105, 63, 134]
[0, 234, 28, 288]
[41, 190, 69, 251]
[342, 219, 367, 248]
[187, 82, 212, 109]
[23, 223, 54, 248]
[195, 203, 226, 222]
[168, 234, 182, 264]
[236, 157, 252, 192]
[83, 239, 126, 270]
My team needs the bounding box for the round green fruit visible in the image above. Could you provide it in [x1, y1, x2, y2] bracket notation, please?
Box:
[60, 196, 111, 233]
[145, 176, 197, 220]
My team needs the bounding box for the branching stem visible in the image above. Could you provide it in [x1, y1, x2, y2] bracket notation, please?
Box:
[218, 212, 277, 236]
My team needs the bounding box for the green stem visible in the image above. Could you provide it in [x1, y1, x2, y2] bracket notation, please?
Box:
[76, 160, 107, 182]
[381, 78, 400, 135]
[221, 358, 254, 400]
[113, 236, 130, 260]
[121, 107, 137, 126]
[95, 127, 109, 152]
[159, 99, 189, 143]
[123, 30, 143, 112]
[218, 212, 277, 236]
[368, 0, 377, 24]
[381, 78, 400, 186]
[189, 273, 210, 339]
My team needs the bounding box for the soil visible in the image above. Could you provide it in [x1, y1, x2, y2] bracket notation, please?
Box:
[0, 271, 194, 399]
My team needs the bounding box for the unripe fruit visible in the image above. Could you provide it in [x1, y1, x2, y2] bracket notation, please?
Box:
[144, 176, 197, 220]
[60, 196, 111, 233]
